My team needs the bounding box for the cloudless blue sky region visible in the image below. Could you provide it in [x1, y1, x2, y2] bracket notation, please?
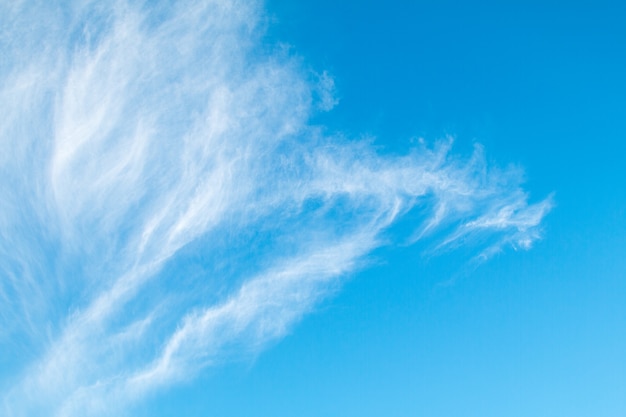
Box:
[0, 0, 624, 416]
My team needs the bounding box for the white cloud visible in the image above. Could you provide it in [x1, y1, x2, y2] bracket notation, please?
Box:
[0, 1, 552, 416]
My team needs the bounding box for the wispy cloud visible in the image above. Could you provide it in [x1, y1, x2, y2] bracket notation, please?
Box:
[0, 1, 552, 415]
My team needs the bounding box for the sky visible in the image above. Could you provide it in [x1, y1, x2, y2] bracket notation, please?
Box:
[0, 0, 624, 416]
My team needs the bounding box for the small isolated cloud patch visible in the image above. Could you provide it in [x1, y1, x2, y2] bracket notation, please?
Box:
[0, 1, 552, 416]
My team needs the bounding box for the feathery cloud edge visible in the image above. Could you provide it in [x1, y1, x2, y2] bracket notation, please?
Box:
[0, 1, 552, 415]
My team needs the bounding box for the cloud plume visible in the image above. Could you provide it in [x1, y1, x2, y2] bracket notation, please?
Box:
[0, 0, 552, 415]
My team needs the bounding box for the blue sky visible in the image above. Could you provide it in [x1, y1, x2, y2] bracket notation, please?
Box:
[0, 0, 624, 416]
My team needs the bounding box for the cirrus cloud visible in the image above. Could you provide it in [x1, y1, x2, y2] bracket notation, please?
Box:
[0, 0, 552, 416]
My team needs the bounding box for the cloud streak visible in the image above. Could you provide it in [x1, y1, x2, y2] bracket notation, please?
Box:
[0, 0, 552, 415]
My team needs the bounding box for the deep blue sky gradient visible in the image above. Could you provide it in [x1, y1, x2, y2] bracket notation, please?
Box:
[1, 1, 624, 416]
